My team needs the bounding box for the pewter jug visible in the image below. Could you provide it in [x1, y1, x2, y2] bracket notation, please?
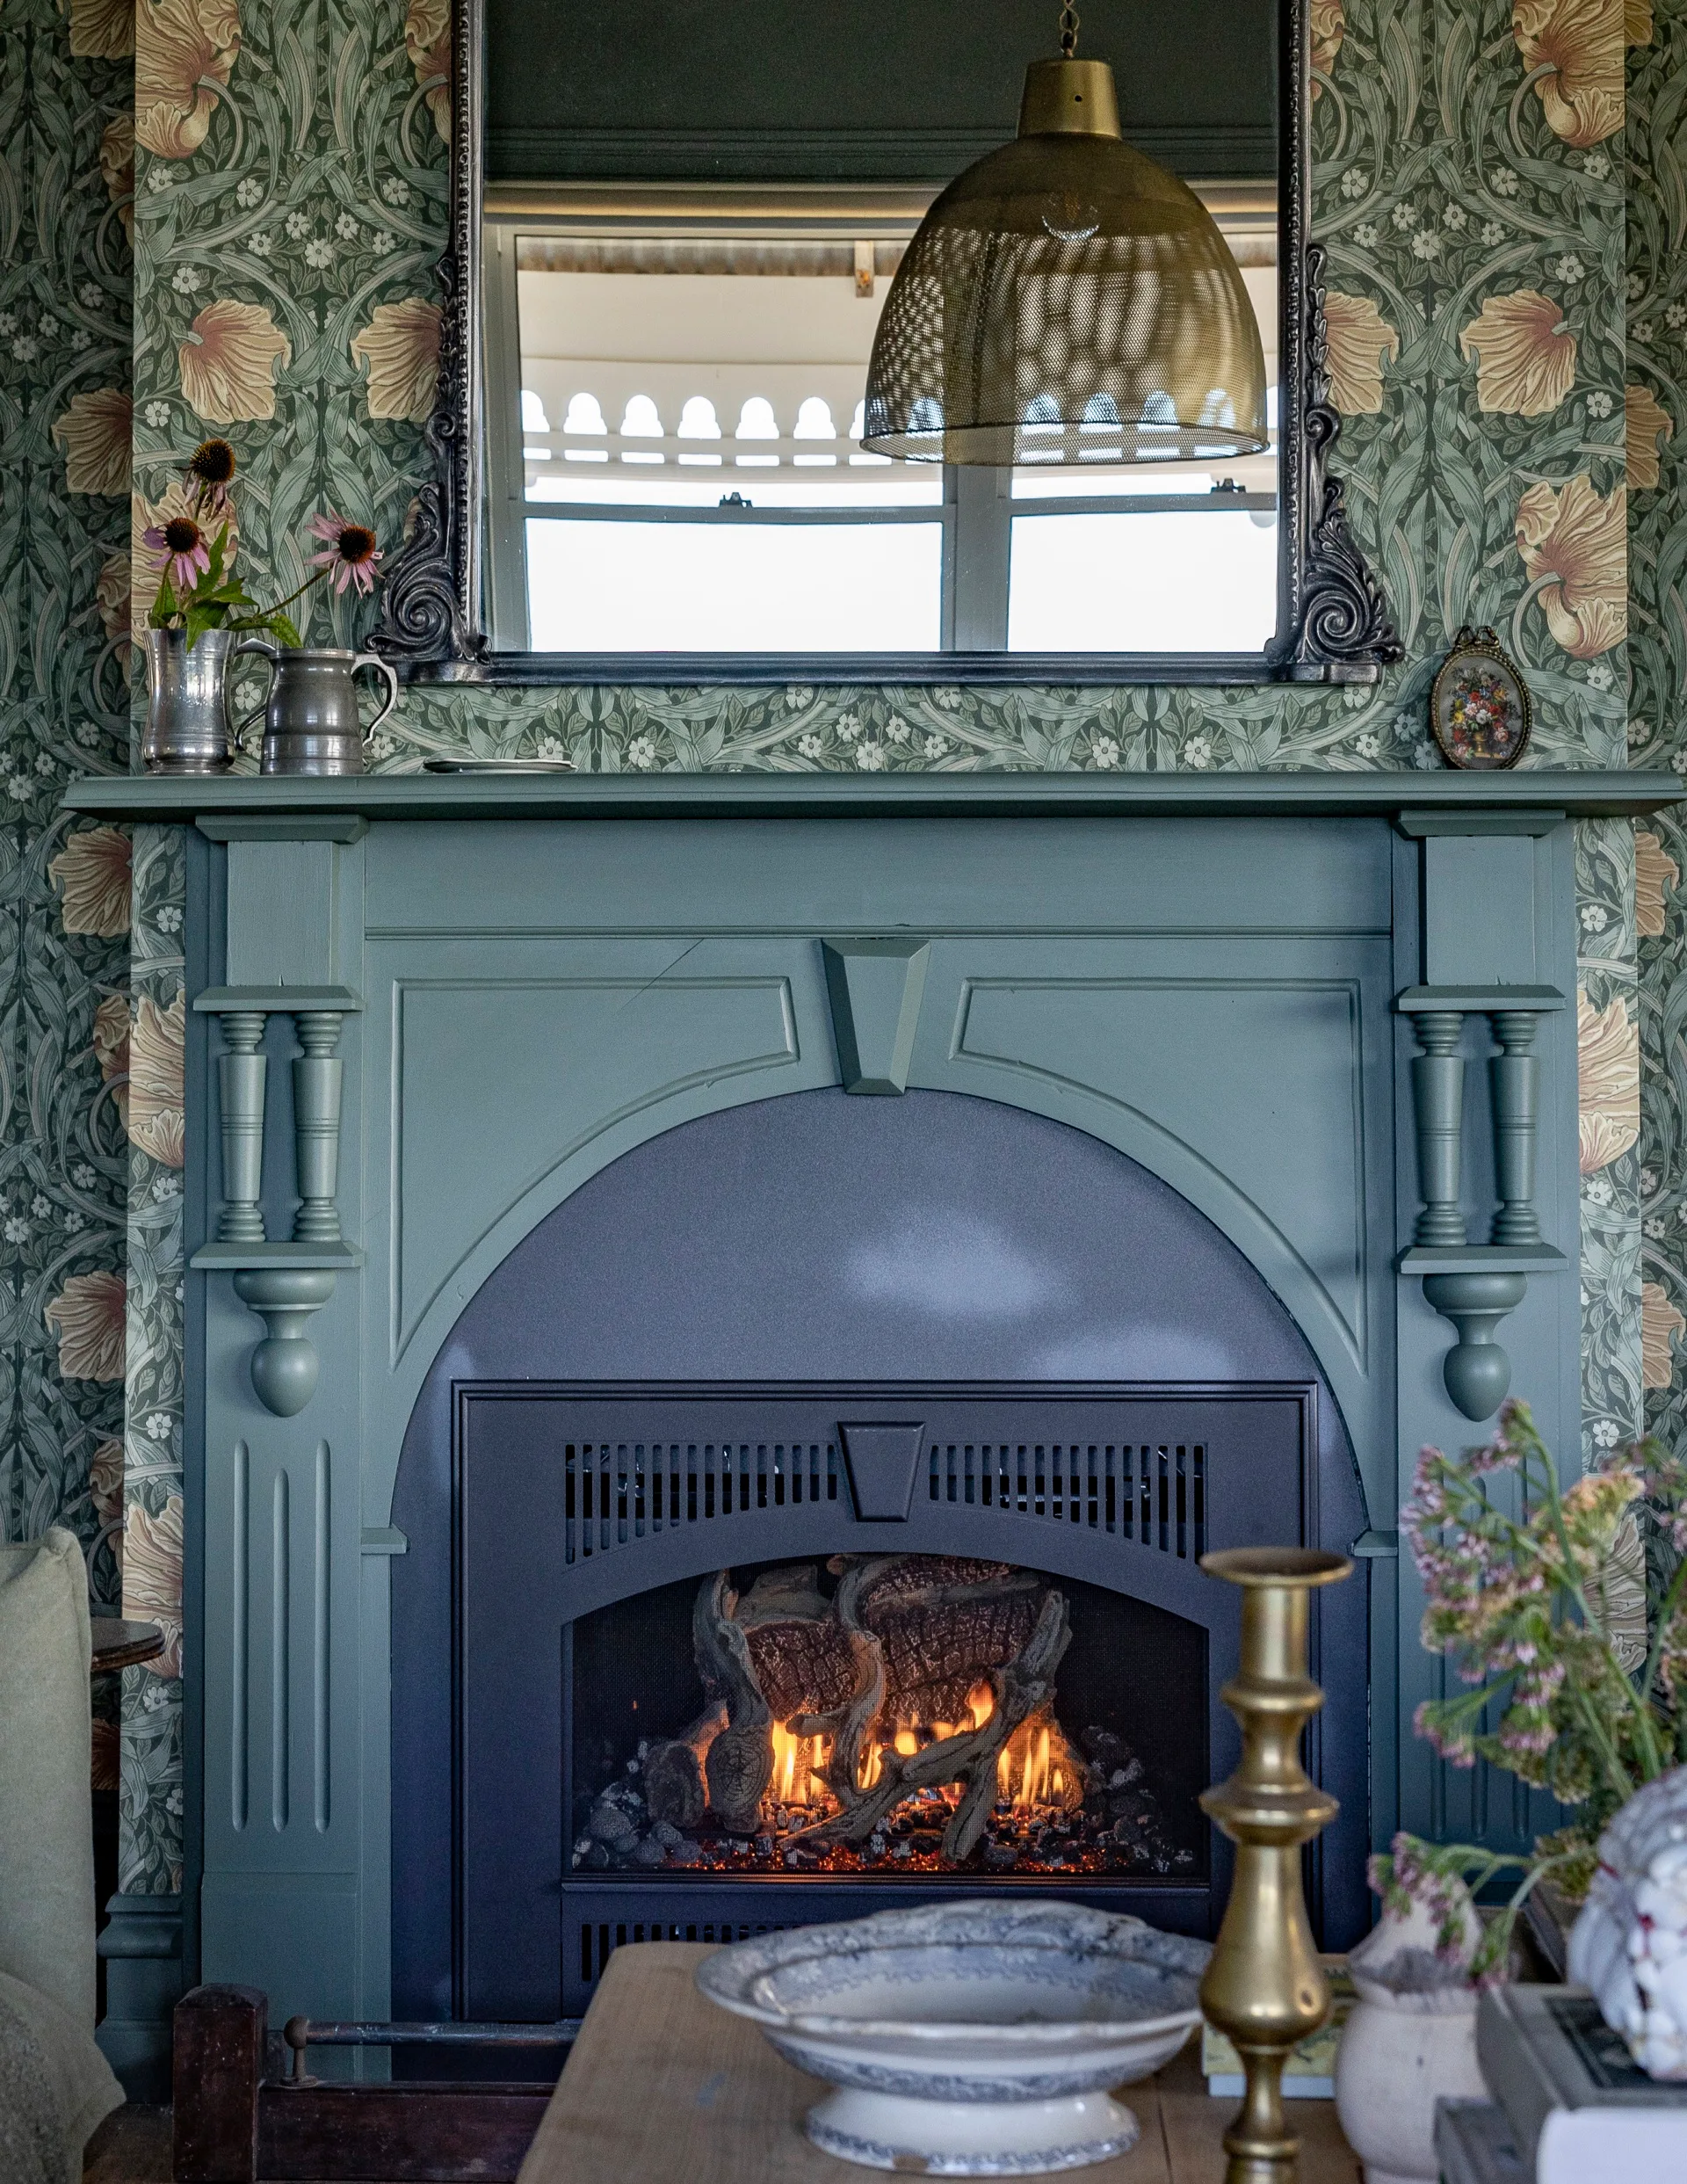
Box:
[235, 643, 400, 776]
[142, 626, 241, 773]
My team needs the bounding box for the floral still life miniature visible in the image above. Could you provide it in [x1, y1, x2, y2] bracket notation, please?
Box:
[1429, 626, 1533, 771]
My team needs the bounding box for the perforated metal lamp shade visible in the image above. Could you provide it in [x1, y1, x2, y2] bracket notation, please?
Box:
[860, 58, 1269, 467]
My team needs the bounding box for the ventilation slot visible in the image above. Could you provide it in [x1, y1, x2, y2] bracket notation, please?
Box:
[563, 1441, 841, 1564]
[927, 1442, 1206, 1557]
[578, 1917, 791, 1991]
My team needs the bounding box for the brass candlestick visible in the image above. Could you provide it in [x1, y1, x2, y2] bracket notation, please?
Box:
[1198, 1547, 1352, 2184]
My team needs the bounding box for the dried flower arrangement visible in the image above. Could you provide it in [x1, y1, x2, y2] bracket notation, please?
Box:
[1401, 1397, 1687, 1896]
[1366, 1832, 1565, 1988]
[144, 439, 383, 649]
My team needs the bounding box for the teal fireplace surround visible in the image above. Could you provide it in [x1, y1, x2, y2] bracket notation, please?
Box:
[64, 768, 1679, 2030]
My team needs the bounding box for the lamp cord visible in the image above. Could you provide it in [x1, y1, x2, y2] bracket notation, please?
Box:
[1059, 3, 1080, 56]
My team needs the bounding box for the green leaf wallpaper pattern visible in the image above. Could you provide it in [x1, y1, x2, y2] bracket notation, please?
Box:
[1628, 6, 1687, 1456]
[1, 0, 135, 1796]
[3, 0, 1671, 1889]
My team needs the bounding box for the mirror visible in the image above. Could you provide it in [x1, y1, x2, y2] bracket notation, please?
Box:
[375, 0, 1401, 685]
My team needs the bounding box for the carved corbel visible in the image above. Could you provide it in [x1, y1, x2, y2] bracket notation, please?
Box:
[1396, 986, 1567, 1421]
[192, 987, 364, 1419]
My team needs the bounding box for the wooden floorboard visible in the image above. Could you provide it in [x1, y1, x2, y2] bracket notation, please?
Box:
[83, 2107, 170, 2183]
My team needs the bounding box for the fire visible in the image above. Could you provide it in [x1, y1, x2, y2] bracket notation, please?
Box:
[768, 1720, 830, 1804]
[993, 1714, 1081, 1813]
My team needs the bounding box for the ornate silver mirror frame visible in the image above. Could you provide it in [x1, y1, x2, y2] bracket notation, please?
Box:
[374, 0, 1402, 686]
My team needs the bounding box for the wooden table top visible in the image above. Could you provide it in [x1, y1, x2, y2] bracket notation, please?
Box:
[517, 1942, 1360, 2184]
[90, 1618, 165, 1674]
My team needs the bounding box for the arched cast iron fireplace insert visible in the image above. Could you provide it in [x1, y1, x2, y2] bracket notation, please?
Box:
[391, 1089, 1370, 2024]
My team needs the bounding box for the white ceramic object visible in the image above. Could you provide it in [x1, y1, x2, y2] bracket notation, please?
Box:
[1569, 1763, 1687, 2079]
[1333, 1900, 1487, 2184]
[695, 1898, 1209, 2175]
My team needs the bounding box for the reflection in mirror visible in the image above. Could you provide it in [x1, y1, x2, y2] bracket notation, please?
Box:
[482, 194, 1278, 656]
[476, 1, 1288, 663]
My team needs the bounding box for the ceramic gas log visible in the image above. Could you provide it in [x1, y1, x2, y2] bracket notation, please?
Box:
[577, 1556, 1193, 1883]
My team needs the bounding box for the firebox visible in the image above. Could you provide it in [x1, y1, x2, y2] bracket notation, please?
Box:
[569, 1557, 1206, 1886]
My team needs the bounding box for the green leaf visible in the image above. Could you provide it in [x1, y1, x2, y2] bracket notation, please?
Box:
[184, 602, 228, 650]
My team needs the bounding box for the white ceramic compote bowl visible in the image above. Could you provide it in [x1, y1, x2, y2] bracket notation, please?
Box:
[695, 1898, 1209, 2175]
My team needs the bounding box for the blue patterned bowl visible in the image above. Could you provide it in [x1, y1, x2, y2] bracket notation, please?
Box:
[696, 1898, 1209, 2174]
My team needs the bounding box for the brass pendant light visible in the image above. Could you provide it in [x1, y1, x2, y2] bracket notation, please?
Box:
[860, 6, 1269, 467]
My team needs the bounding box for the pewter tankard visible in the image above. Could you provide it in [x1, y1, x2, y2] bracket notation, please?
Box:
[235, 642, 400, 776]
[142, 627, 241, 773]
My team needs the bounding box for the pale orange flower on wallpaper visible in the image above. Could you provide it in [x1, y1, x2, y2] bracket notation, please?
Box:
[1309, 0, 1343, 91]
[135, 0, 240, 159]
[1458, 291, 1576, 414]
[1512, 0, 1625, 148]
[405, 0, 452, 142]
[178, 298, 292, 424]
[1577, 990, 1640, 1173]
[69, 0, 134, 61]
[99, 115, 134, 246]
[1644, 1282, 1684, 1389]
[129, 994, 186, 1170]
[1322, 291, 1398, 414]
[92, 994, 131, 1127]
[51, 388, 132, 496]
[351, 299, 443, 422]
[124, 1496, 185, 1678]
[46, 1270, 127, 1383]
[1625, 381, 1671, 488]
[1514, 475, 1626, 657]
[1636, 831, 1679, 937]
[49, 824, 132, 938]
[132, 481, 237, 634]
[89, 1440, 125, 1531]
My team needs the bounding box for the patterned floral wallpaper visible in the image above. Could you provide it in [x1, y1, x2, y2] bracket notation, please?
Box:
[1627, 11, 1687, 1455]
[4, 0, 1675, 1897]
[1, 0, 136, 1809]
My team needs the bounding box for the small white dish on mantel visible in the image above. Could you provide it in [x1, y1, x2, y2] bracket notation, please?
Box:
[695, 1898, 1209, 2175]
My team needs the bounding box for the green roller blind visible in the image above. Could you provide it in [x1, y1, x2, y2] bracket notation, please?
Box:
[483, 0, 1278, 185]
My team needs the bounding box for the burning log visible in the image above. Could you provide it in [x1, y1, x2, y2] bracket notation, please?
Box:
[641, 1700, 728, 1832]
[736, 1564, 856, 1721]
[856, 1561, 1046, 1726]
[792, 1574, 1073, 1861]
[660, 1557, 1076, 1861]
[690, 1571, 773, 1834]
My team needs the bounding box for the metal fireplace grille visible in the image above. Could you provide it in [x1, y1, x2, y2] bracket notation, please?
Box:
[431, 1382, 1341, 2020]
[554, 1436, 1206, 1562]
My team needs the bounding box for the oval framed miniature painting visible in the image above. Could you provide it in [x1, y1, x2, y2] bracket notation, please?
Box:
[1430, 627, 1533, 770]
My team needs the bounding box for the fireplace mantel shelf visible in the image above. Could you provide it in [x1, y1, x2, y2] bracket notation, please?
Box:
[62, 767, 1678, 827]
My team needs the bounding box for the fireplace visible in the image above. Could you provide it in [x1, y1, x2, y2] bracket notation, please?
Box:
[389, 1088, 1367, 2021]
[63, 767, 1627, 2064]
